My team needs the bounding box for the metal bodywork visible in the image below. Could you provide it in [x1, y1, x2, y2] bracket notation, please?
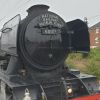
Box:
[0, 4, 94, 100]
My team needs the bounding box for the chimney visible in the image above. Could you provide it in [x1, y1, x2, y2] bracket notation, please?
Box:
[27, 5, 49, 16]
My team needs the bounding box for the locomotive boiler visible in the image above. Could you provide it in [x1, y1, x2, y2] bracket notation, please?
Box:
[0, 4, 94, 100]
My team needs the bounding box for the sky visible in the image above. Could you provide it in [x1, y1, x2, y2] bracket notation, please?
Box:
[0, 0, 100, 29]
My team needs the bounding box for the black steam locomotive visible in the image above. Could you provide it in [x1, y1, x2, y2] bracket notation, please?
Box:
[0, 4, 92, 100]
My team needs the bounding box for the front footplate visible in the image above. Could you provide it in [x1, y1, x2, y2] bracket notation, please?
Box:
[70, 94, 100, 100]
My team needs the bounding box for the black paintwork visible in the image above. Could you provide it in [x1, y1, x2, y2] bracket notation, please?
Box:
[66, 19, 90, 52]
[0, 4, 91, 100]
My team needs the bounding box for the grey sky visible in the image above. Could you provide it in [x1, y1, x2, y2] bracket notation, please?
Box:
[0, 0, 100, 29]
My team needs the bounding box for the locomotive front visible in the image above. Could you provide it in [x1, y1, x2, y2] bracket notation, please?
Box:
[0, 4, 91, 100]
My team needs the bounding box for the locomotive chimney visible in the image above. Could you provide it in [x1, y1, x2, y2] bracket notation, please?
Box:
[27, 5, 49, 16]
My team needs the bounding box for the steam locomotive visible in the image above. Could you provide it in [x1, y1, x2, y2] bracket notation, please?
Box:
[0, 4, 100, 100]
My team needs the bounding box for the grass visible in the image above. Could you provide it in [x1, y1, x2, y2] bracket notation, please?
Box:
[66, 47, 100, 79]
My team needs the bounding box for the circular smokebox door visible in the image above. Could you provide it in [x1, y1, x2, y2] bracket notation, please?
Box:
[19, 12, 67, 71]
